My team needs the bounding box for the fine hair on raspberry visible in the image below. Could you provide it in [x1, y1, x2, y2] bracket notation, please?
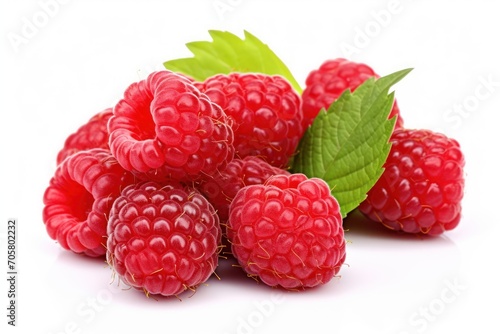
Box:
[106, 181, 221, 297]
[359, 128, 465, 235]
[108, 70, 234, 183]
[196, 72, 304, 169]
[227, 173, 346, 289]
[198, 156, 290, 225]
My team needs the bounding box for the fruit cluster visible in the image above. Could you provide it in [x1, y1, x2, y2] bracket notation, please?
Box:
[43, 56, 465, 298]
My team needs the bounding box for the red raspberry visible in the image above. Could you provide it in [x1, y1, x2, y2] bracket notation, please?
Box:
[43, 149, 135, 257]
[227, 173, 346, 289]
[106, 181, 221, 297]
[56, 108, 113, 165]
[358, 129, 465, 236]
[198, 156, 289, 225]
[108, 71, 234, 183]
[196, 73, 304, 169]
[302, 58, 403, 129]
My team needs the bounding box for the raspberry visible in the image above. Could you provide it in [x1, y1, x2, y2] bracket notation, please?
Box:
[43, 149, 135, 257]
[302, 58, 403, 129]
[106, 181, 221, 297]
[198, 156, 289, 225]
[358, 129, 465, 236]
[56, 108, 113, 165]
[108, 70, 234, 183]
[227, 173, 346, 289]
[196, 73, 304, 169]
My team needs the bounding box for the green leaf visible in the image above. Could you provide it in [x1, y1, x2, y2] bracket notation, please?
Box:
[292, 69, 412, 217]
[163, 30, 302, 94]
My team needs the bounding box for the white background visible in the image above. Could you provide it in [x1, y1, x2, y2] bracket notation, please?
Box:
[1, 0, 499, 333]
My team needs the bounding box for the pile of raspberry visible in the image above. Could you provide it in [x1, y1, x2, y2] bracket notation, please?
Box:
[43, 59, 465, 298]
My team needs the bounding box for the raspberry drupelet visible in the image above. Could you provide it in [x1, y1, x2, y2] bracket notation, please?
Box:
[43, 148, 136, 257]
[302, 58, 403, 129]
[227, 173, 346, 289]
[56, 108, 113, 165]
[196, 72, 304, 169]
[106, 181, 221, 297]
[359, 128, 465, 235]
[108, 70, 234, 183]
